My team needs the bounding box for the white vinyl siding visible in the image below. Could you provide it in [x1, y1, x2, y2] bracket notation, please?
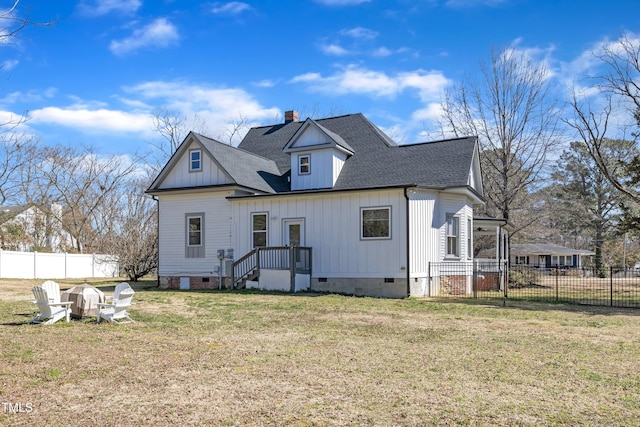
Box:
[157, 191, 234, 276]
[436, 196, 474, 262]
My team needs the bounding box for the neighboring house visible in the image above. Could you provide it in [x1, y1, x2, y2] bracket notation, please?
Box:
[481, 243, 594, 268]
[147, 111, 492, 298]
[0, 203, 73, 253]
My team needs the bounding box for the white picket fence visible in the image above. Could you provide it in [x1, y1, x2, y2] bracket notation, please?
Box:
[0, 250, 119, 279]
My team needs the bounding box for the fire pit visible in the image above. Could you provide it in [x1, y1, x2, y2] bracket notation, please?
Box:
[61, 284, 106, 319]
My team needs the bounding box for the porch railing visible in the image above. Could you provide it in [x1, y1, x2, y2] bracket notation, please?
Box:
[232, 246, 312, 289]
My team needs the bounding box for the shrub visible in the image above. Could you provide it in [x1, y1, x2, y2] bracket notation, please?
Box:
[509, 266, 540, 288]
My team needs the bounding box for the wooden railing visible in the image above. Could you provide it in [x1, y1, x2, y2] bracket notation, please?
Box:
[232, 246, 312, 289]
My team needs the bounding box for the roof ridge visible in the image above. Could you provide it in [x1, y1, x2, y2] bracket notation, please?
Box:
[407, 136, 477, 146]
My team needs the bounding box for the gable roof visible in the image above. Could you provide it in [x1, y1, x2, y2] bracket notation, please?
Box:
[283, 118, 355, 155]
[0, 205, 31, 225]
[239, 113, 479, 193]
[149, 113, 482, 198]
[194, 133, 287, 193]
[147, 132, 287, 194]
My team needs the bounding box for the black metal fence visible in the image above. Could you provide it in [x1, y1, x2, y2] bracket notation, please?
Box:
[428, 262, 640, 309]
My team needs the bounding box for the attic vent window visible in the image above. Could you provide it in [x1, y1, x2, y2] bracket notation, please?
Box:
[298, 155, 310, 175]
[190, 149, 202, 172]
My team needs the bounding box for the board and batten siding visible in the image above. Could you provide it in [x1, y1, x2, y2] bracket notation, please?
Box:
[291, 147, 347, 191]
[231, 188, 407, 278]
[158, 190, 234, 276]
[159, 141, 233, 189]
[407, 189, 440, 276]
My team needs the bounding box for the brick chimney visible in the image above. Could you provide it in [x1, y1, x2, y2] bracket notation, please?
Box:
[284, 110, 299, 124]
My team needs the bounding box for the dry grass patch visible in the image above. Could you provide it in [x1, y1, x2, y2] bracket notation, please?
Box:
[1, 279, 640, 426]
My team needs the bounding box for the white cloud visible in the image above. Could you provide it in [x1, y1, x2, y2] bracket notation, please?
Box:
[372, 47, 392, 57]
[445, 0, 509, 7]
[319, 43, 351, 56]
[314, 0, 371, 5]
[0, 88, 57, 106]
[412, 103, 444, 122]
[124, 80, 280, 143]
[78, 0, 141, 16]
[252, 79, 278, 88]
[340, 27, 378, 40]
[211, 2, 253, 14]
[291, 65, 451, 102]
[109, 18, 179, 56]
[29, 106, 153, 133]
[23, 80, 279, 146]
[1, 59, 18, 71]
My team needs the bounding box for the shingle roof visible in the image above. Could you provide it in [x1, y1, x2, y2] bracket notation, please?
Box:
[194, 133, 288, 193]
[239, 113, 477, 192]
[509, 243, 595, 256]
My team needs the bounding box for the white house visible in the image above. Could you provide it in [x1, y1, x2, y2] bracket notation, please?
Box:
[0, 203, 74, 253]
[147, 111, 489, 298]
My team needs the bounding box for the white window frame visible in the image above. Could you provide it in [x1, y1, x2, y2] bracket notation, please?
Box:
[298, 154, 310, 175]
[252, 212, 268, 248]
[361, 206, 391, 240]
[445, 213, 459, 258]
[189, 149, 202, 172]
[467, 218, 472, 259]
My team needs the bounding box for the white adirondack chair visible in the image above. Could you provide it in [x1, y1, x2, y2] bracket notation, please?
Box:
[31, 284, 72, 325]
[97, 282, 135, 324]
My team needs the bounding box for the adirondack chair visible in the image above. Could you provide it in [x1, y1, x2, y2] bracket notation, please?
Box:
[97, 282, 135, 324]
[31, 284, 72, 325]
[41, 280, 62, 304]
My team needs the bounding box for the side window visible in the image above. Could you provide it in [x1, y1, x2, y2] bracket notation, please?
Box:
[185, 213, 204, 258]
[446, 214, 459, 257]
[467, 218, 472, 259]
[252, 213, 268, 247]
[361, 207, 391, 240]
[190, 149, 202, 172]
[298, 154, 310, 175]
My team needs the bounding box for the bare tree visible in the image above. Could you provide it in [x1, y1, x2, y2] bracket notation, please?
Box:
[565, 33, 640, 204]
[440, 47, 560, 235]
[100, 175, 158, 281]
[0, 125, 37, 205]
[147, 109, 210, 172]
[30, 146, 137, 253]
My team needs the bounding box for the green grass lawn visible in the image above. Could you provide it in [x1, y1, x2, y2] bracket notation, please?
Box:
[1, 279, 640, 426]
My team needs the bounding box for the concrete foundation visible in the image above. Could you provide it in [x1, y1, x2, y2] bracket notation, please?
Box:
[310, 277, 408, 298]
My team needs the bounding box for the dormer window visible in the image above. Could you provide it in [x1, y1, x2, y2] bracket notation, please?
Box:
[190, 149, 202, 172]
[298, 154, 310, 175]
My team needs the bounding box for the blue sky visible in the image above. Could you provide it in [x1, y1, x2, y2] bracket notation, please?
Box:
[2, 0, 639, 155]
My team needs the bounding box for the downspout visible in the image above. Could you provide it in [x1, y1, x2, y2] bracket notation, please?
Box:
[153, 195, 160, 288]
[404, 187, 411, 297]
